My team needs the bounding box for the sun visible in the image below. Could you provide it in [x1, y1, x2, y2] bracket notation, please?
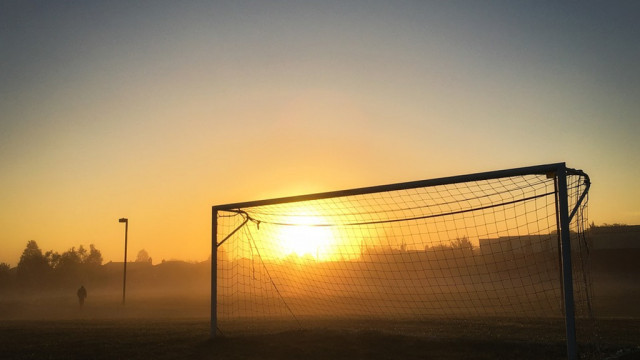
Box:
[277, 215, 336, 261]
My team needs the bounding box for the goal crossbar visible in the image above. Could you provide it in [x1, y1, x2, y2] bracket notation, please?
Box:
[213, 162, 587, 212]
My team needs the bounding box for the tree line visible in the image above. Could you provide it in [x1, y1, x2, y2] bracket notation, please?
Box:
[0, 241, 205, 296]
[0, 240, 104, 290]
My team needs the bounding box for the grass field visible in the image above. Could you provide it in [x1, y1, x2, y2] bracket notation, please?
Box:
[1, 317, 639, 360]
[0, 292, 638, 359]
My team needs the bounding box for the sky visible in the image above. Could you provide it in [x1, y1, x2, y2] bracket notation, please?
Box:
[1, 1, 639, 266]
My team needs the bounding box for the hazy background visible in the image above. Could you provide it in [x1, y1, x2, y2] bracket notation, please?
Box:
[1, 1, 639, 266]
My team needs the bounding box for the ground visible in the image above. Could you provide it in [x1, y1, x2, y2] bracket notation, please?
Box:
[1, 318, 638, 360]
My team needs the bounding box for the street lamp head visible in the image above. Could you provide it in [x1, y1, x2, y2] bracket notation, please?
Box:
[119, 218, 128, 223]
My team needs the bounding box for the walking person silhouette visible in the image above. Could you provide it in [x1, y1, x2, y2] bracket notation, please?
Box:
[77, 285, 87, 308]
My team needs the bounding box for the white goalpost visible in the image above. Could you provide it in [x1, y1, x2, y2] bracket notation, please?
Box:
[211, 163, 591, 359]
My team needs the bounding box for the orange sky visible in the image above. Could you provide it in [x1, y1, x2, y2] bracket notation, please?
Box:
[1, 1, 639, 266]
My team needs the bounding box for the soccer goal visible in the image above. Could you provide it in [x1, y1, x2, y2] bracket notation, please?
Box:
[211, 163, 591, 359]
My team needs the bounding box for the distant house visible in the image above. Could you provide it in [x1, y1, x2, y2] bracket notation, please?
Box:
[102, 261, 152, 274]
[478, 225, 640, 258]
[588, 225, 640, 276]
[589, 225, 640, 250]
[479, 234, 558, 256]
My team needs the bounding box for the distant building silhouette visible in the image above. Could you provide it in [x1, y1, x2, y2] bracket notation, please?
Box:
[589, 225, 640, 249]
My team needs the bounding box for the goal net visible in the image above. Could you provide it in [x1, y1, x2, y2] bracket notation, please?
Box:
[212, 163, 591, 350]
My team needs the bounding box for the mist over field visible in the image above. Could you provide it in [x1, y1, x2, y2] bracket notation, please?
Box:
[0, 260, 638, 360]
[1, 227, 638, 324]
[0, 259, 210, 321]
[1, 227, 638, 360]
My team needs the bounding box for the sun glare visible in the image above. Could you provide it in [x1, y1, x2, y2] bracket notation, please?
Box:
[277, 215, 336, 261]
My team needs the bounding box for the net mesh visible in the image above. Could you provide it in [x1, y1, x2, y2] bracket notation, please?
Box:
[215, 170, 591, 335]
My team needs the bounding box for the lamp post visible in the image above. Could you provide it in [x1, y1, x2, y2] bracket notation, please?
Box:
[119, 218, 128, 305]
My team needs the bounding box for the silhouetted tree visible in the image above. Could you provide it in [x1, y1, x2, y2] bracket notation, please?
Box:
[136, 249, 151, 263]
[84, 244, 103, 266]
[44, 250, 61, 269]
[55, 247, 86, 285]
[0, 262, 10, 274]
[58, 247, 82, 268]
[17, 240, 51, 287]
[450, 236, 474, 251]
[0, 262, 11, 289]
[77, 245, 88, 263]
